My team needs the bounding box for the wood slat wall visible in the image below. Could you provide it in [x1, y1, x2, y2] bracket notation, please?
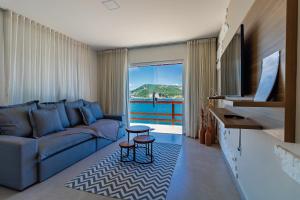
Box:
[223, 0, 297, 142]
[243, 0, 286, 100]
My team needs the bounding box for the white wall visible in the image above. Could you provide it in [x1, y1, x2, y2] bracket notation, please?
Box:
[218, 0, 300, 199]
[219, 0, 255, 52]
[128, 43, 187, 66]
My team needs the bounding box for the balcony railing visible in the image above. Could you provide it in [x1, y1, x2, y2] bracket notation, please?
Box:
[129, 100, 183, 125]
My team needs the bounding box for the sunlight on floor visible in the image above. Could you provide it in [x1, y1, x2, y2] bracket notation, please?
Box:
[130, 123, 182, 134]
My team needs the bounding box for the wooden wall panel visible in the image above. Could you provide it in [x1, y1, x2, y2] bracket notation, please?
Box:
[243, 0, 286, 101]
[284, 0, 298, 142]
[222, 0, 298, 142]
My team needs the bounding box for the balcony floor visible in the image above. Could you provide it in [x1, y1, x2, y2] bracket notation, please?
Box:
[130, 123, 183, 134]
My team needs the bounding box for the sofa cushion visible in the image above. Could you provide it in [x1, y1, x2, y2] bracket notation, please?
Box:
[30, 109, 64, 138]
[96, 137, 113, 150]
[37, 128, 95, 160]
[65, 100, 84, 127]
[78, 119, 121, 141]
[39, 100, 70, 128]
[80, 106, 96, 125]
[0, 101, 38, 137]
[38, 140, 96, 182]
[83, 100, 103, 120]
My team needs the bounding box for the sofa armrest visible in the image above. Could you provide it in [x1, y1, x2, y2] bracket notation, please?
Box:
[0, 135, 38, 190]
[103, 114, 124, 122]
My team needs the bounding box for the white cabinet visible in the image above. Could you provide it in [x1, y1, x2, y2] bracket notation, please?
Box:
[218, 125, 240, 179]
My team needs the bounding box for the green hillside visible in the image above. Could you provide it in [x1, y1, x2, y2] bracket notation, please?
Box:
[130, 84, 182, 98]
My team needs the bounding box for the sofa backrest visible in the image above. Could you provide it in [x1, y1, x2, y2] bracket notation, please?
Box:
[0, 101, 38, 137]
[0, 99, 104, 137]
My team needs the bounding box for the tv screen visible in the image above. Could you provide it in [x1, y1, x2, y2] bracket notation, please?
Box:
[221, 24, 245, 96]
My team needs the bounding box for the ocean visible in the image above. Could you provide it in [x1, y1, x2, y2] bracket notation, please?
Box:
[129, 98, 183, 125]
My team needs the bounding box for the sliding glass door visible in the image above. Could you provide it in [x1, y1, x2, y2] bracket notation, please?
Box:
[128, 62, 183, 134]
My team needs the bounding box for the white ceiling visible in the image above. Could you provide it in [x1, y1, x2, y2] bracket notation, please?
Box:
[0, 0, 229, 50]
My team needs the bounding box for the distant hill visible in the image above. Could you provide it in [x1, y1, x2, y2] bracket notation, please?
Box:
[130, 84, 182, 98]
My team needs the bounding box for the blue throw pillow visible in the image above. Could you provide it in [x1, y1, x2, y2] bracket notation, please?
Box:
[0, 100, 38, 137]
[29, 109, 64, 138]
[39, 100, 70, 128]
[83, 100, 103, 120]
[65, 100, 84, 127]
[80, 106, 96, 125]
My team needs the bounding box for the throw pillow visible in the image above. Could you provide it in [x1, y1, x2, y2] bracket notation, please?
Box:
[65, 100, 84, 126]
[83, 100, 103, 120]
[29, 109, 64, 138]
[80, 106, 96, 125]
[39, 100, 70, 128]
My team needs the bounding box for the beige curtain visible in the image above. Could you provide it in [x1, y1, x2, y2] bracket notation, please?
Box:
[185, 38, 217, 138]
[0, 9, 5, 104]
[97, 49, 128, 117]
[0, 10, 98, 105]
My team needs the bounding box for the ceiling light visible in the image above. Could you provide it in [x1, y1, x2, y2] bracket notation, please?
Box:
[102, 0, 120, 11]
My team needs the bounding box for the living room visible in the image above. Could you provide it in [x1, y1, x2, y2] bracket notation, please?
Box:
[0, 0, 300, 200]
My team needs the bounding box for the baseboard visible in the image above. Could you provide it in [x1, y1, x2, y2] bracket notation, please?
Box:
[220, 150, 247, 200]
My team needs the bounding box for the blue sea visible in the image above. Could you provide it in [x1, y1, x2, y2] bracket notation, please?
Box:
[129, 98, 183, 125]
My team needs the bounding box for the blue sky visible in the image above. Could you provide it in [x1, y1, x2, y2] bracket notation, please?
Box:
[129, 63, 183, 91]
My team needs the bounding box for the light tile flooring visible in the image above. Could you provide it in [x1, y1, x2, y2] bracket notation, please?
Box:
[0, 133, 240, 200]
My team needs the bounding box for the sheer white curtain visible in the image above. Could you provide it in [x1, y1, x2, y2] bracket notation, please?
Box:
[0, 10, 98, 105]
[97, 49, 128, 118]
[185, 38, 217, 138]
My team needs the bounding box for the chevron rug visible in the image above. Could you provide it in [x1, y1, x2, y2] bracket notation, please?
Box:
[65, 142, 181, 200]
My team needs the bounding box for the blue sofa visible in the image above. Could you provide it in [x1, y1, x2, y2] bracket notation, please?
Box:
[0, 100, 125, 190]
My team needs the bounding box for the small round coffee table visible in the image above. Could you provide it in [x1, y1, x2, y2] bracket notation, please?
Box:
[119, 141, 135, 162]
[125, 125, 151, 142]
[133, 135, 155, 164]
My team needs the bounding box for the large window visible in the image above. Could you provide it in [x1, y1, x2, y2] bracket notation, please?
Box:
[128, 62, 183, 134]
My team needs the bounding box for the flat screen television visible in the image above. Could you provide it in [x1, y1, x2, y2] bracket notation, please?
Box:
[221, 24, 245, 96]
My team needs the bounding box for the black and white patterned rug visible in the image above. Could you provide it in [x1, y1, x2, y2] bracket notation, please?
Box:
[65, 142, 181, 200]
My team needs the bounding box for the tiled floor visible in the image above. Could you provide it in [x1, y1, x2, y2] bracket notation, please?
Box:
[0, 133, 240, 200]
